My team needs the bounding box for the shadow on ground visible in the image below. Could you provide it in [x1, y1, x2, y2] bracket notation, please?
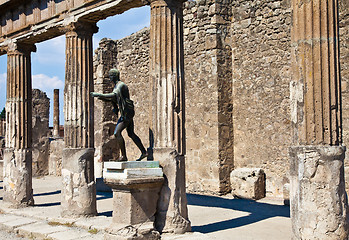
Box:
[187, 194, 290, 234]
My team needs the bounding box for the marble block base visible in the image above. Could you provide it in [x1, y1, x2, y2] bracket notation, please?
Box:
[103, 161, 164, 239]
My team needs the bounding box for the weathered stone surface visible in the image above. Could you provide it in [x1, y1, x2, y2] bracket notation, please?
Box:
[231, 0, 292, 197]
[4, 43, 35, 207]
[48, 138, 64, 176]
[0, 0, 146, 52]
[3, 149, 34, 207]
[154, 149, 191, 234]
[105, 223, 160, 240]
[62, 21, 97, 216]
[289, 146, 349, 240]
[61, 148, 96, 217]
[230, 168, 266, 200]
[32, 89, 50, 177]
[91, 0, 349, 199]
[183, 0, 233, 195]
[104, 177, 164, 225]
[103, 166, 163, 239]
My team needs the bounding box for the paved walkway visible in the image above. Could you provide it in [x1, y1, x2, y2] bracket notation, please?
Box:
[0, 176, 291, 239]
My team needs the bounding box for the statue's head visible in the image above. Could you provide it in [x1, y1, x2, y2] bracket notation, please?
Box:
[109, 69, 120, 82]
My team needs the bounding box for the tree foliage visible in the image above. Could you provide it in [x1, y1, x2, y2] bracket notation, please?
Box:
[0, 107, 5, 120]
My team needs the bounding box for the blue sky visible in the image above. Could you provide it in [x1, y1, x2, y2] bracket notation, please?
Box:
[0, 6, 150, 127]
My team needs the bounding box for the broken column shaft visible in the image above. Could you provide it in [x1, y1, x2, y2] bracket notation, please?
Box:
[61, 21, 98, 216]
[290, 0, 348, 239]
[53, 89, 60, 137]
[3, 42, 36, 207]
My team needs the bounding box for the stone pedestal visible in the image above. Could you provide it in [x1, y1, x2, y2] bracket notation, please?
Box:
[289, 146, 349, 239]
[3, 149, 33, 207]
[154, 148, 191, 234]
[61, 148, 96, 216]
[103, 161, 163, 240]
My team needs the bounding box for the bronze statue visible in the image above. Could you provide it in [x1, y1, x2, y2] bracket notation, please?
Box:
[91, 69, 147, 161]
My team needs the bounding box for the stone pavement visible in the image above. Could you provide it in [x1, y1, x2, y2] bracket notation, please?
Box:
[0, 176, 291, 239]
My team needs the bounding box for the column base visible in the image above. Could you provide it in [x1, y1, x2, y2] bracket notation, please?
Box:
[154, 148, 191, 234]
[3, 148, 34, 207]
[289, 145, 349, 240]
[61, 148, 97, 217]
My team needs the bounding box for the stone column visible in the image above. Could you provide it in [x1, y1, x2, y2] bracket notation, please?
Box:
[61, 21, 98, 216]
[53, 89, 60, 137]
[3, 42, 36, 207]
[149, 0, 191, 233]
[290, 0, 348, 239]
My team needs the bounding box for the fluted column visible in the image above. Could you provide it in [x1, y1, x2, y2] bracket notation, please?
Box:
[61, 21, 98, 216]
[3, 42, 36, 207]
[149, 0, 191, 234]
[53, 89, 60, 137]
[290, 0, 348, 239]
[150, 0, 185, 155]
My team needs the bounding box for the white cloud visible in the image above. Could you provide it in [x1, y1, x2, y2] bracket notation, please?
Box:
[0, 73, 6, 84]
[32, 74, 64, 90]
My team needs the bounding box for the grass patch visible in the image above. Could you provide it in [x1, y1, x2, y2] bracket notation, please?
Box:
[88, 228, 98, 234]
[48, 221, 75, 227]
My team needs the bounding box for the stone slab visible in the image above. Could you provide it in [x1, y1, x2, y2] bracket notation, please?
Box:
[103, 168, 163, 179]
[104, 161, 160, 170]
[2, 216, 37, 230]
[16, 222, 67, 239]
[0, 214, 22, 224]
[47, 228, 92, 240]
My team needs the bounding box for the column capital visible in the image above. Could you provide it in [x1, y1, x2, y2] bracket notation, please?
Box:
[149, 0, 184, 8]
[5, 42, 36, 55]
[61, 21, 98, 37]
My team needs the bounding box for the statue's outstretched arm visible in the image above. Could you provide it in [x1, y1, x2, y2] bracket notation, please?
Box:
[90, 92, 115, 101]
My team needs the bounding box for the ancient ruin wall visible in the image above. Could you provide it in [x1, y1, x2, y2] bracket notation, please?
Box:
[32, 89, 50, 176]
[339, 0, 349, 191]
[183, 0, 233, 193]
[231, 0, 292, 196]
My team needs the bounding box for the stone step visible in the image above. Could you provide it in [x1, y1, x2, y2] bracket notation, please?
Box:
[0, 213, 104, 240]
[104, 161, 160, 170]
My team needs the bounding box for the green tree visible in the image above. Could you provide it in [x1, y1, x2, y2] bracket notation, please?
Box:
[0, 107, 5, 120]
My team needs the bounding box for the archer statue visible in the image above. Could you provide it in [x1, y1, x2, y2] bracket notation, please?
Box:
[91, 69, 148, 161]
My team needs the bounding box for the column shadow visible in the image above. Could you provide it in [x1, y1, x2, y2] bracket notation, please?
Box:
[187, 194, 290, 234]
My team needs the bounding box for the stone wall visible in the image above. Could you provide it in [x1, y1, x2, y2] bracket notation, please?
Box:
[93, 0, 349, 196]
[340, 0, 349, 192]
[230, 0, 292, 196]
[183, 0, 233, 194]
[32, 89, 50, 176]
